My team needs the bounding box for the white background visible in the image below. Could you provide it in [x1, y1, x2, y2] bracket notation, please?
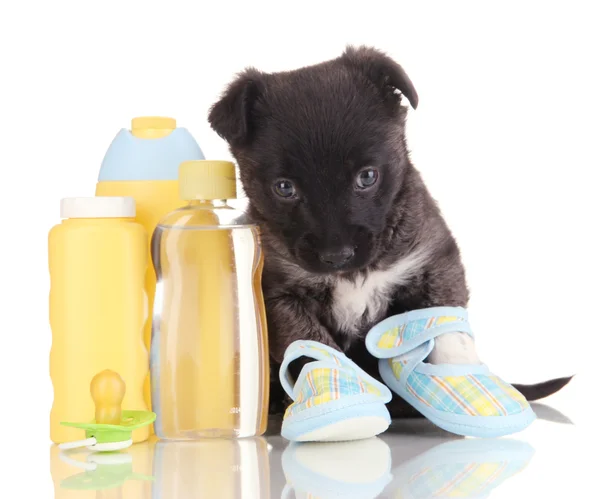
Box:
[1, 0, 595, 496]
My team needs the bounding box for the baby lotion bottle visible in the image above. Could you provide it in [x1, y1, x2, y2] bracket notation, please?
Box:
[95, 117, 204, 412]
[151, 160, 269, 439]
[49, 197, 149, 444]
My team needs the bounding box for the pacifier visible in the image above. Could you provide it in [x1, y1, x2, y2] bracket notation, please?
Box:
[58, 370, 156, 452]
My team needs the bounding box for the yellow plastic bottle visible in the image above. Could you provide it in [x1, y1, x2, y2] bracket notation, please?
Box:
[95, 117, 204, 415]
[49, 197, 149, 444]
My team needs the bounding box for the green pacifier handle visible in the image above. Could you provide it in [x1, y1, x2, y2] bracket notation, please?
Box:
[60, 410, 156, 449]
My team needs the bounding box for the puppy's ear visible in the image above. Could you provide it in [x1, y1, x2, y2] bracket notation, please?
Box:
[208, 68, 265, 147]
[342, 46, 418, 110]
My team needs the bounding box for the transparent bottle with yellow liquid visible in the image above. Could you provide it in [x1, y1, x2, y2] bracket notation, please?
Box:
[95, 117, 204, 414]
[49, 198, 148, 444]
[151, 160, 269, 439]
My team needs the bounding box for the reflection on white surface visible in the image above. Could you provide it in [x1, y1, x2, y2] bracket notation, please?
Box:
[151, 438, 271, 498]
[51, 437, 271, 498]
[51, 442, 155, 498]
[384, 437, 534, 498]
[280, 432, 534, 499]
[281, 438, 393, 499]
[51, 409, 583, 499]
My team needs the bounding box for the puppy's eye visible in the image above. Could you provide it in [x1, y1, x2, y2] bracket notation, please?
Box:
[356, 168, 379, 189]
[273, 179, 297, 199]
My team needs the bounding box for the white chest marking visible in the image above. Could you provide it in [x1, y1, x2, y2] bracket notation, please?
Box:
[331, 249, 430, 334]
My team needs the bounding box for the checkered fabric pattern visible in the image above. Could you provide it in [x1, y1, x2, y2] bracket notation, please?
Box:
[294, 342, 347, 366]
[388, 358, 529, 417]
[401, 458, 530, 498]
[377, 315, 466, 350]
[284, 343, 383, 418]
[284, 366, 384, 419]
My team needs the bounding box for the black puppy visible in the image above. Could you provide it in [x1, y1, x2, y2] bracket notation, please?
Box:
[209, 46, 571, 416]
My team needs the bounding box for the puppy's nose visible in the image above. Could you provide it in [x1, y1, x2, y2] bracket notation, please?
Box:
[319, 246, 355, 267]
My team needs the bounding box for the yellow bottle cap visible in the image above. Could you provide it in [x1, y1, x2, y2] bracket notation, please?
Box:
[131, 116, 176, 139]
[179, 160, 237, 200]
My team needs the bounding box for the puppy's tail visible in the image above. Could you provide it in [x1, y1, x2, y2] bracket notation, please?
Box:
[512, 375, 574, 402]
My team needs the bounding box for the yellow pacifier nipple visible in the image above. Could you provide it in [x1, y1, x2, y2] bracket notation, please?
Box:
[90, 370, 126, 425]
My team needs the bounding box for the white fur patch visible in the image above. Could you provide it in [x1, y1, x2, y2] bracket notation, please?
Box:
[329, 249, 481, 365]
[428, 332, 480, 364]
[331, 249, 431, 335]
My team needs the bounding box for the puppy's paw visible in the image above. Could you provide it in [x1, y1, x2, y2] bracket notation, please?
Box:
[427, 332, 481, 365]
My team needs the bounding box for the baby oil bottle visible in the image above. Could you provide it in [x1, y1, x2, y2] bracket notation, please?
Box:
[150, 160, 269, 438]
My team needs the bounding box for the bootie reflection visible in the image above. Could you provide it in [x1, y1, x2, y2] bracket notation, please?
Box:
[386, 437, 535, 498]
[281, 438, 392, 499]
[152, 437, 271, 498]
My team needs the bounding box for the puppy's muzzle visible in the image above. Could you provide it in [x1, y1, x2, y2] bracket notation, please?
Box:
[318, 246, 355, 268]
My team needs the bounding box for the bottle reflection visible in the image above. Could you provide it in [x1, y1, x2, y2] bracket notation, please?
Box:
[50, 441, 155, 499]
[151, 437, 271, 498]
[51, 437, 271, 498]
